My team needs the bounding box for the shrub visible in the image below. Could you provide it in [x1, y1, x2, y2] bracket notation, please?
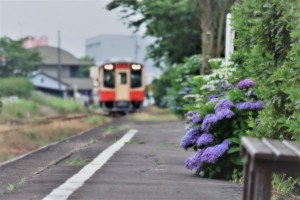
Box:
[181, 77, 263, 179]
[0, 77, 33, 98]
[153, 55, 202, 116]
[231, 0, 300, 141]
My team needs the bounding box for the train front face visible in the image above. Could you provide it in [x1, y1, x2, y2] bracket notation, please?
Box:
[98, 62, 144, 112]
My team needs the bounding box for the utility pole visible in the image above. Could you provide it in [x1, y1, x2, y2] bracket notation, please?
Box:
[57, 30, 62, 93]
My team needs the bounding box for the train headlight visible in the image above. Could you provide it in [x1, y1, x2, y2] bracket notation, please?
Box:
[131, 64, 141, 70]
[104, 64, 114, 70]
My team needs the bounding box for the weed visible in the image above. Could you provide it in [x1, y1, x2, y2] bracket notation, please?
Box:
[6, 184, 15, 192]
[26, 131, 38, 140]
[0, 153, 15, 163]
[87, 116, 106, 125]
[89, 139, 97, 144]
[66, 159, 89, 167]
[106, 125, 119, 133]
[272, 174, 300, 195]
[18, 178, 27, 185]
[125, 140, 145, 145]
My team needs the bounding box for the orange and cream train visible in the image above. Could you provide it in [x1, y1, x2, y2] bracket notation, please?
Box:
[97, 61, 145, 112]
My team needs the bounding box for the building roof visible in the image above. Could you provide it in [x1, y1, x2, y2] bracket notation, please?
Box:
[34, 46, 94, 66]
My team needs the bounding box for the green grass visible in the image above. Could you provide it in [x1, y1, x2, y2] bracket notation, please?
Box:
[0, 98, 40, 121]
[66, 159, 90, 167]
[106, 125, 119, 133]
[0, 91, 87, 122]
[31, 91, 85, 114]
[272, 174, 300, 196]
[87, 116, 107, 125]
[125, 140, 145, 144]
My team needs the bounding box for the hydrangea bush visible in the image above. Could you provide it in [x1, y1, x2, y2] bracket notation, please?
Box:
[180, 59, 264, 179]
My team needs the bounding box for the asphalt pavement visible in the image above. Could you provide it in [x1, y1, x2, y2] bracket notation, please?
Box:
[0, 119, 242, 200]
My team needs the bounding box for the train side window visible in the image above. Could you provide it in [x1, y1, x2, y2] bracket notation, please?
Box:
[104, 69, 115, 88]
[119, 72, 127, 84]
[131, 70, 142, 88]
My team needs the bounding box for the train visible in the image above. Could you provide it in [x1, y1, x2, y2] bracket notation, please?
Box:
[91, 59, 145, 113]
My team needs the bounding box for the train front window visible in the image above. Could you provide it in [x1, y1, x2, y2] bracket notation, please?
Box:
[104, 69, 115, 88]
[119, 72, 127, 84]
[131, 70, 142, 88]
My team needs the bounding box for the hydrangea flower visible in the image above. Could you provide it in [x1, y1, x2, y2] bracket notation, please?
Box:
[191, 113, 202, 125]
[201, 114, 219, 131]
[206, 98, 219, 104]
[218, 84, 234, 90]
[185, 149, 203, 170]
[236, 100, 264, 110]
[201, 140, 231, 164]
[180, 128, 201, 150]
[237, 79, 256, 90]
[216, 109, 234, 120]
[186, 111, 197, 117]
[196, 133, 214, 147]
[208, 93, 225, 100]
[214, 99, 234, 112]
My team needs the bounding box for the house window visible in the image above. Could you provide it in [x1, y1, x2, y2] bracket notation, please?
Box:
[40, 78, 44, 83]
[70, 66, 79, 77]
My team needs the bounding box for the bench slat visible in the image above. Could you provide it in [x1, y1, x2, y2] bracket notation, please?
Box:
[283, 140, 300, 158]
[262, 139, 299, 161]
[241, 137, 275, 160]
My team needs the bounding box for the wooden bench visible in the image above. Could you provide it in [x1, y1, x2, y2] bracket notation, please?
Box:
[241, 137, 300, 200]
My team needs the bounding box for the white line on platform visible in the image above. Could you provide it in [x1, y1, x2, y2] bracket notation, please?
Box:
[42, 129, 138, 200]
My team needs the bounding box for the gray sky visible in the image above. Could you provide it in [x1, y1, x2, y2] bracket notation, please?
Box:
[0, 0, 135, 57]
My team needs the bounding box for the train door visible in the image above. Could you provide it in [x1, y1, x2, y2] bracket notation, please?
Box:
[115, 69, 130, 100]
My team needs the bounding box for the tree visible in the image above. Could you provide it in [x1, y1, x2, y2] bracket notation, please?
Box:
[193, 0, 236, 74]
[0, 37, 42, 77]
[78, 56, 94, 78]
[106, 0, 201, 66]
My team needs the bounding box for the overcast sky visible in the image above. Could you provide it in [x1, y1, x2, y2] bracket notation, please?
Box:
[0, 0, 136, 57]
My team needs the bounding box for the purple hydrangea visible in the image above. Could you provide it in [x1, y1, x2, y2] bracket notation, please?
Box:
[218, 84, 234, 90]
[186, 111, 197, 117]
[196, 133, 214, 147]
[216, 109, 234, 120]
[185, 150, 203, 170]
[208, 93, 225, 100]
[180, 128, 201, 150]
[236, 100, 264, 111]
[201, 114, 219, 131]
[237, 79, 256, 90]
[191, 113, 202, 125]
[254, 100, 264, 110]
[214, 99, 234, 112]
[201, 140, 232, 164]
